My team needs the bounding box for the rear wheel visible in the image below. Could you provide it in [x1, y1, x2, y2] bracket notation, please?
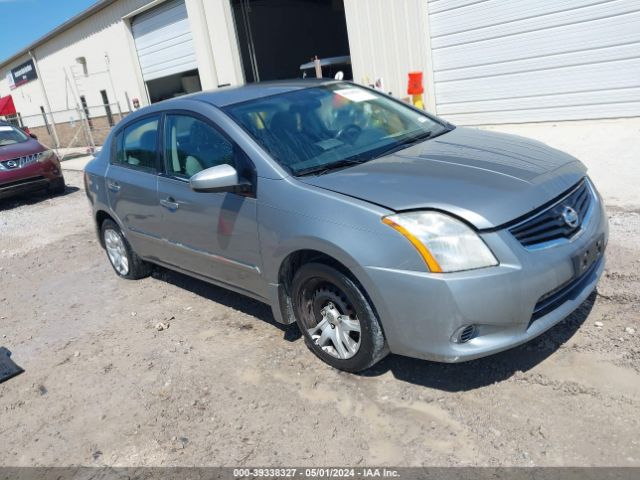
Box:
[291, 263, 387, 372]
[101, 219, 151, 280]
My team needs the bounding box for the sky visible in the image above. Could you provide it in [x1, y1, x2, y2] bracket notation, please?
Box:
[0, 0, 97, 63]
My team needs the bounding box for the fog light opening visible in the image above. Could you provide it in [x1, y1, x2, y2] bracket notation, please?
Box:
[452, 325, 477, 344]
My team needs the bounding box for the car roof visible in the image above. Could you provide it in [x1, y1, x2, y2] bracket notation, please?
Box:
[116, 79, 346, 129]
[188, 78, 339, 108]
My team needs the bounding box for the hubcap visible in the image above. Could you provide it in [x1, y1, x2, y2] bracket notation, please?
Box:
[104, 229, 129, 276]
[306, 288, 361, 360]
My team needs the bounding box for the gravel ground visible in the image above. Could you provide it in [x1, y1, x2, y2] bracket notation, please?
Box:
[0, 170, 638, 467]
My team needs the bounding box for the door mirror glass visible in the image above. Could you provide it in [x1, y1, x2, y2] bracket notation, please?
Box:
[190, 164, 244, 193]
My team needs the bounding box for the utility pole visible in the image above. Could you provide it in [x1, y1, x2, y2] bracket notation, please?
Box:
[29, 50, 60, 152]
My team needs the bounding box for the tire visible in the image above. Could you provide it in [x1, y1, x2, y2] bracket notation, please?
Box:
[291, 262, 388, 372]
[101, 219, 152, 280]
[49, 176, 66, 195]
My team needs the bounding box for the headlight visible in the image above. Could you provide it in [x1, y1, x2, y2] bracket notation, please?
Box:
[382, 211, 498, 273]
[37, 150, 56, 162]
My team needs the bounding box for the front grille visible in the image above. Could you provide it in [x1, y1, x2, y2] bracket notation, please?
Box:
[510, 180, 592, 248]
[0, 153, 40, 170]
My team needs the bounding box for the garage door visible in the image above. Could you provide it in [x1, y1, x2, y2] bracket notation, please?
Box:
[131, 0, 197, 82]
[427, 0, 640, 124]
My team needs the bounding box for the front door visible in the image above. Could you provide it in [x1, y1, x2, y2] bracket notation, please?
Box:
[156, 113, 264, 297]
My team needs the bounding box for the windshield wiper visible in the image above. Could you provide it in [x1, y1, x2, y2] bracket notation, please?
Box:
[373, 130, 434, 158]
[296, 157, 370, 176]
[295, 130, 436, 177]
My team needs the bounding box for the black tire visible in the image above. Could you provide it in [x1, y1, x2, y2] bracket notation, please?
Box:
[100, 219, 152, 280]
[49, 176, 66, 195]
[291, 262, 388, 372]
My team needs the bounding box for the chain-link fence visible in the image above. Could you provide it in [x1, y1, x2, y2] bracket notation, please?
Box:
[0, 59, 129, 160]
[4, 103, 125, 160]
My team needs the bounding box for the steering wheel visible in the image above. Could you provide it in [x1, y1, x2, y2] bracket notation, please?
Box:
[336, 124, 362, 144]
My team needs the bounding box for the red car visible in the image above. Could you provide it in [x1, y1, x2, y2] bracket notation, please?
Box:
[0, 122, 65, 200]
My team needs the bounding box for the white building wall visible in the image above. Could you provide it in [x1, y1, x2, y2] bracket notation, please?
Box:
[202, 0, 245, 87]
[0, 53, 45, 124]
[185, 0, 219, 90]
[0, 0, 245, 130]
[0, 0, 159, 127]
[343, 0, 437, 112]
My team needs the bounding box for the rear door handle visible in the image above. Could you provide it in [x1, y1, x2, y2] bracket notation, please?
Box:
[160, 197, 180, 211]
[107, 181, 120, 193]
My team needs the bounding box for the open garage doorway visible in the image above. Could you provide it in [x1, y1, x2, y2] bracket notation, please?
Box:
[232, 0, 351, 83]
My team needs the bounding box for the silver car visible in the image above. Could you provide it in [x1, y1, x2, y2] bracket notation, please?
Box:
[85, 80, 608, 372]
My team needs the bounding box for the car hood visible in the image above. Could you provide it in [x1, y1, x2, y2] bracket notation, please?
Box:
[298, 127, 587, 229]
[0, 138, 45, 161]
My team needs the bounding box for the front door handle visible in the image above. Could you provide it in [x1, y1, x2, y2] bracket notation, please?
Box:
[160, 197, 180, 211]
[107, 181, 120, 193]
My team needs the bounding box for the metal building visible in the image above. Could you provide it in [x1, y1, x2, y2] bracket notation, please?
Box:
[1, 0, 638, 150]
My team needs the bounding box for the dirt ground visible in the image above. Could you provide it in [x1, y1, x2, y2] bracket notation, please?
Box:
[0, 170, 638, 467]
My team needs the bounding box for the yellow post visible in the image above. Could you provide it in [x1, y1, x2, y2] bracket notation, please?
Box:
[412, 94, 424, 110]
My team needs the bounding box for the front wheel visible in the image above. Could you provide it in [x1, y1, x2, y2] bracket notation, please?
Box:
[49, 176, 66, 195]
[101, 219, 152, 280]
[291, 263, 388, 372]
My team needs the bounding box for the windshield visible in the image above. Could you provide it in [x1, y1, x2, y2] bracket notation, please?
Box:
[224, 83, 450, 175]
[0, 125, 29, 146]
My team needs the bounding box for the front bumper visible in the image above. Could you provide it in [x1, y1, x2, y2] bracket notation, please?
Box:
[359, 187, 609, 363]
[0, 157, 63, 200]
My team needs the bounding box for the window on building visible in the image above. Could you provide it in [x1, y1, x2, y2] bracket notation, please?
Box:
[163, 115, 234, 178]
[100, 90, 114, 127]
[113, 116, 159, 171]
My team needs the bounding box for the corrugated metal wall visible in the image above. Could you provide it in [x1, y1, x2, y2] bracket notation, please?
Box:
[344, 0, 436, 109]
[427, 0, 640, 125]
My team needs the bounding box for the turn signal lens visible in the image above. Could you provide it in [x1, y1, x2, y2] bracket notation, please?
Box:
[382, 217, 443, 272]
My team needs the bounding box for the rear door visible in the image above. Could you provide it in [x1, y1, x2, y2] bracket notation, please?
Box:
[155, 112, 264, 297]
[106, 115, 164, 259]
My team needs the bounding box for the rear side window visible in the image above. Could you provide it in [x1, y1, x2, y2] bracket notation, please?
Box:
[164, 114, 234, 178]
[113, 116, 159, 171]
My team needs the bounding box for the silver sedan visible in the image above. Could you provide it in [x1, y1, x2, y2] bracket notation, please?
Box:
[85, 80, 608, 372]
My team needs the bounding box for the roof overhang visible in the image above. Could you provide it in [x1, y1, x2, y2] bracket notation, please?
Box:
[0, 0, 118, 69]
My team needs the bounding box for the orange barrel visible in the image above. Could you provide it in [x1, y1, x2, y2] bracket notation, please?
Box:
[407, 72, 424, 95]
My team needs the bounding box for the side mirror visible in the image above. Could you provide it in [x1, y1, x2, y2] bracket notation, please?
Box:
[189, 164, 251, 194]
[29, 133, 38, 140]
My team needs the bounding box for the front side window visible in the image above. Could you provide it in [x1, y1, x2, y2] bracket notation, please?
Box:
[0, 124, 29, 147]
[164, 115, 234, 178]
[224, 83, 450, 176]
[113, 116, 159, 171]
